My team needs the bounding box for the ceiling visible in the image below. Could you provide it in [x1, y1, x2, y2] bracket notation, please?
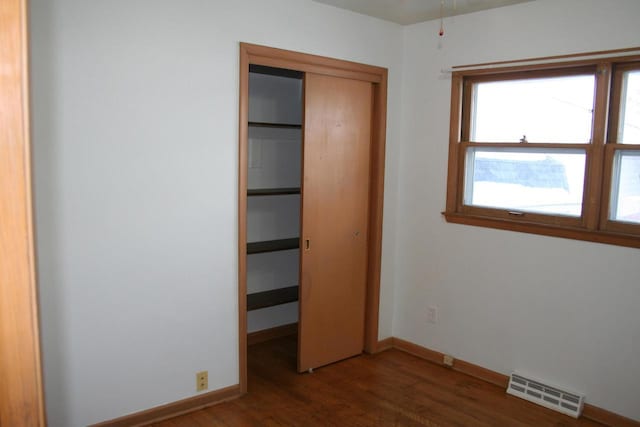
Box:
[312, 0, 535, 25]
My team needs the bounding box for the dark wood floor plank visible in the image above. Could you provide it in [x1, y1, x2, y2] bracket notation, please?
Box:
[151, 336, 603, 427]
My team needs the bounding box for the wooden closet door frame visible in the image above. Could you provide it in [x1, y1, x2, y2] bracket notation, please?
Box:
[238, 43, 388, 392]
[0, 0, 47, 425]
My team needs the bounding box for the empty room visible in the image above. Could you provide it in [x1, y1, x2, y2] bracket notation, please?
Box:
[2, 0, 639, 426]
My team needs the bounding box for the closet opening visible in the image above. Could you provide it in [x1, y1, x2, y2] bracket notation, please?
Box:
[245, 64, 303, 362]
[239, 43, 388, 393]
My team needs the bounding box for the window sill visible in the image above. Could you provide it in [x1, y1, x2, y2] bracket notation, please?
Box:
[443, 211, 640, 249]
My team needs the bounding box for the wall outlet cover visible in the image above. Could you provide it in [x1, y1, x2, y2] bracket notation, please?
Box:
[427, 306, 438, 324]
[196, 370, 208, 392]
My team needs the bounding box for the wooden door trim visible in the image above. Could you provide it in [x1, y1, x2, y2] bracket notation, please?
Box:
[238, 43, 387, 391]
[366, 67, 387, 354]
[243, 44, 384, 83]
[0, 0, 46, 425]
[238, 44, 250, 393]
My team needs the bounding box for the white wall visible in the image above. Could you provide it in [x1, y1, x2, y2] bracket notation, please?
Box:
[32, 0, 640, 424]
[395, 0, 640, 420]
[29, 1, 403, 425]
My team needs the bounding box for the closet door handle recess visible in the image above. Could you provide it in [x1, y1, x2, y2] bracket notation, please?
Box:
[304, 238, 311, 251]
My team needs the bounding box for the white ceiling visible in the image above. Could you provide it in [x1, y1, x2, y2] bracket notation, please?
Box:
[312, 0, 535, 25]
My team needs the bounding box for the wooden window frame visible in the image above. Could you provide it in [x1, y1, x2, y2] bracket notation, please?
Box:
[444, 53, 640, 249]
[600, 62, 640, 236]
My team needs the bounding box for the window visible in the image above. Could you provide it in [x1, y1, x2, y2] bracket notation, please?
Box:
[444, 54, 640, 248]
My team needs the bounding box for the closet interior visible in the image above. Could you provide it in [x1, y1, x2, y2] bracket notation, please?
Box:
[246, 65, 303, 339]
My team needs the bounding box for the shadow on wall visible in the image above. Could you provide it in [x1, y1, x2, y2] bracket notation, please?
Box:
[30, 1, 72, 425]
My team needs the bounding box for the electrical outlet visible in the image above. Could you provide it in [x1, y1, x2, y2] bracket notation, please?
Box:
[443, 354, 454, 367]
[196, 371, 208, 392]
[427, 306, 438, 324]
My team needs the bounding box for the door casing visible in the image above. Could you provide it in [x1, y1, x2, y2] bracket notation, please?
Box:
[0, 0, 47, 425]
[238, 42, 388, 392]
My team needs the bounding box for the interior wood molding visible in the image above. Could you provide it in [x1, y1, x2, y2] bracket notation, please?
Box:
[375, 337, 394, 352]
[0, 0, 46, 425]
[393, 337, 509, 388]
[443, 212, 640, 249]
[247, 323, 298, 346]
[242, 43, 385, 83]
[364, 66, 388, 355]
[90, 384, 241, 427]
[582, 403, 640, 427]
[391, 338, 639, 426]
[92, 335, 638, 427]
[237, 42, 250, 395]
[452, 358, 509, 389]
[393, 338, 508, 388]
[452, 46, 640, 71]
[391, 338, 443, 365]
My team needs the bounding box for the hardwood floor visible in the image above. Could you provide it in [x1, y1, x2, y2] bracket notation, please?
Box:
[151, 336, 603, 426]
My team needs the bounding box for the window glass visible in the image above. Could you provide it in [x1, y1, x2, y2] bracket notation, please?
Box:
[618, 70, 640, 144]
[610, 151, 640, 223]
[471, 75, 595, 143]
[464, 148, 586, 216]
[446, 56, 640, 247]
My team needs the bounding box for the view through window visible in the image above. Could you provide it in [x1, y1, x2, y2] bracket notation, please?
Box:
[445, 55, 640, 247]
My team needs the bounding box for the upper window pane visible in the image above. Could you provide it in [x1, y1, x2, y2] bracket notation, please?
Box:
[610, 150, 640, 224]
[471, 75, 595, 143]
[618, 70, 640, 144]
[464, 148, 586, 216]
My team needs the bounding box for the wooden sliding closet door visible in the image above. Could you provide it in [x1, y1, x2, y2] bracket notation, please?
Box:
[298, 73, 372, 373]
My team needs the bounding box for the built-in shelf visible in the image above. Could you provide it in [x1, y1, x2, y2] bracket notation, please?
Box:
[249, 64, 303, 79]
[247, 238, 299, 254]
[248, 121, 302, 129]
[247, 187, 301, 196]
[247, 286, 299, 311]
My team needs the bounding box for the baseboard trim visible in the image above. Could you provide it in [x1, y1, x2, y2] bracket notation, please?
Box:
[390, 338, 639, 427]
[582, 404, 640, 427]
[90, 384, 241, 427]
[392, 337, 442, 364]
[247, 322, 297, 346]
[375, 337, 394, 352]
[90, 336, 639, 427]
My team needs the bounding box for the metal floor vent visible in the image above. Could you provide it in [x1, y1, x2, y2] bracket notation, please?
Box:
[507, 373, 585, 418]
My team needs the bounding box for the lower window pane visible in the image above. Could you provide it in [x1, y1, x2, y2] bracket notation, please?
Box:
[610, 150, 640, 224]
[464, 148, 586, 216]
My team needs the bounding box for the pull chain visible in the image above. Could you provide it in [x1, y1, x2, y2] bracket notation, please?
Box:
[439, 0, 445, 36]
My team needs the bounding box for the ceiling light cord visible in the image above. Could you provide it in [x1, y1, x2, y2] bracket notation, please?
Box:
[439, 0, 444, 36]
[439, 1, 457, 38]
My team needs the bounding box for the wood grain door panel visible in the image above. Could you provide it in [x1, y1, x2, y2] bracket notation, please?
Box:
[0, 0, 46, 424]
[298, 73, 372, 372]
